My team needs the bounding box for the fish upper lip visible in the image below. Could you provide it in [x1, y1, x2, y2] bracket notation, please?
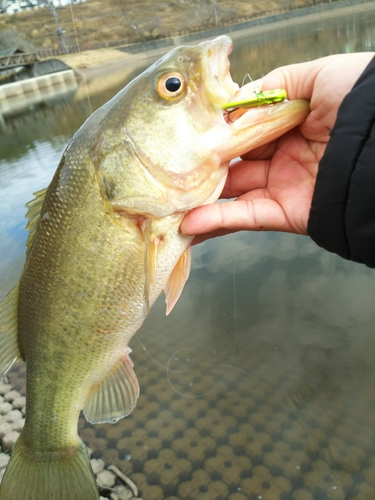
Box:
[201, 36, 239, 107]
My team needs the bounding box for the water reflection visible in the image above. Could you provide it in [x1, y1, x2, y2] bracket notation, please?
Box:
[132, 231, 375, 498]
[228, 5, 375, 82]
[2, 4, 375, 500]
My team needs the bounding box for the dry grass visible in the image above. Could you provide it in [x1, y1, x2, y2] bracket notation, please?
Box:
[0, 0, 335, 51]
[57, 47, 129, 69]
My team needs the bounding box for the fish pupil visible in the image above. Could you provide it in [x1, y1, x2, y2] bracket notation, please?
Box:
[165, 77, 181, 92]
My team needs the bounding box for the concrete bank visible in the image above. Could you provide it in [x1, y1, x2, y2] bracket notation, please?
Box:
[0, 69, 78, 117]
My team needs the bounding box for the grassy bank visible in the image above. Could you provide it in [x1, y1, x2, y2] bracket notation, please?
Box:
[0, 0, 339, 52]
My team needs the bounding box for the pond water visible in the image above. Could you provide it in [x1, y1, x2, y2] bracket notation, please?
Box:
[2, 3, 375, 500]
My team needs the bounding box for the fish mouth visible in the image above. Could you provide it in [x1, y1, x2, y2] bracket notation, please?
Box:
[201, 36, 282, 120]
[200, 35, 239, 107]
[201, 36, 310, 144]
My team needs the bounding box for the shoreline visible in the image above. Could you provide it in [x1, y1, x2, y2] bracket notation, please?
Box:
[60, 0, 375, 79]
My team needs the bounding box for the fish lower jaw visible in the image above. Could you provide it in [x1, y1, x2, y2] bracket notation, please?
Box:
[221, 99, 310, 162]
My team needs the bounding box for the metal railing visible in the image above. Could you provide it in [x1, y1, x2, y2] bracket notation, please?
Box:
[0, 52, 40, 69]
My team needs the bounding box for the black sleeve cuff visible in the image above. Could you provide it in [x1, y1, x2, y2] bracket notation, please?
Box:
[307, 55, 375, 268]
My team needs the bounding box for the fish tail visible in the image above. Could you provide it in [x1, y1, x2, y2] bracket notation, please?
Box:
[0, 433, 99, 500]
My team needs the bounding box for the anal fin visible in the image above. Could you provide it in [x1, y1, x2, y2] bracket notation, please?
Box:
[164, 246, 191, 315]
[83, 349, 140, 425]
[0, 284, 21, 379]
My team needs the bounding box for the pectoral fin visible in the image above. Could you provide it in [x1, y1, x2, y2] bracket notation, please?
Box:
[83, 349, 140, 424]
[0, 284, 21, 379]
[164, 246, 191, 315]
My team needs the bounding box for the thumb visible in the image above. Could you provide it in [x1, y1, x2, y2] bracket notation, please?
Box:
[261, 59, 322, 101]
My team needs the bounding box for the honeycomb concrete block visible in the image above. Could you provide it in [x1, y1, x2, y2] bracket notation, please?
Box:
[222, 456, 252, 485]
[170, 397, 208, 420]
[244, 432, 272, 458]
[293, 490, 314, 500]
[240, 475, 264, 497]
[159, 458, 192, 490]
[272, 476, 292, 496]
[355, 482, 375, 499]
[101, 449, 120, 467]
[139, 483, 164, 500]
[362, 464, 375, 486]
[227, 493, 248, 500]
[116, 436, 132, 453]
[195, 480, 229, 500]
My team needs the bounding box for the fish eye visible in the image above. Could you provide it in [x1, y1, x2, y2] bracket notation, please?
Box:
[165, 77, 181, 92]
[156, 72, 186, 100]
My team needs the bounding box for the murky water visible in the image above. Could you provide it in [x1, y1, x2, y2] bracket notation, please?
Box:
[2, 3, 375, 500]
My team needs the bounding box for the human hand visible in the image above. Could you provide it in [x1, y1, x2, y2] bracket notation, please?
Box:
[181, 52, 375, 243]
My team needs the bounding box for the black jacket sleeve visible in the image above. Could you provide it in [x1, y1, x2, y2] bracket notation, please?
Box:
[307, 55, 375, 268]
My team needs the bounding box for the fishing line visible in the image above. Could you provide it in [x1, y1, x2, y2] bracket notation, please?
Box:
[136, 247, 238, 395]
[136, 336, 191, 374]
[241, 72, 253, 86]
[68, 1, 93, 115]
[224, 72, 257, 122]
[166, 248, 238, 399]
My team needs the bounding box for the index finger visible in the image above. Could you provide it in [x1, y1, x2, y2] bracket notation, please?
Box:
[221, 159, 269, 199]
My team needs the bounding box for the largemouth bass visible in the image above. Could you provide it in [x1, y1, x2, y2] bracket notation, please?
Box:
[0, 36, 309, 500]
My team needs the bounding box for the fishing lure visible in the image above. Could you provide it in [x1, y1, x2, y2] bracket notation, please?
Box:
[221, 88, 287, 110]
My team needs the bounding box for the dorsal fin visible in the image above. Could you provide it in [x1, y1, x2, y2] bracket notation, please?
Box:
[25, 188, 48, 255]
[0, 188, 48, 376]
[0, 284, 21, 378]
